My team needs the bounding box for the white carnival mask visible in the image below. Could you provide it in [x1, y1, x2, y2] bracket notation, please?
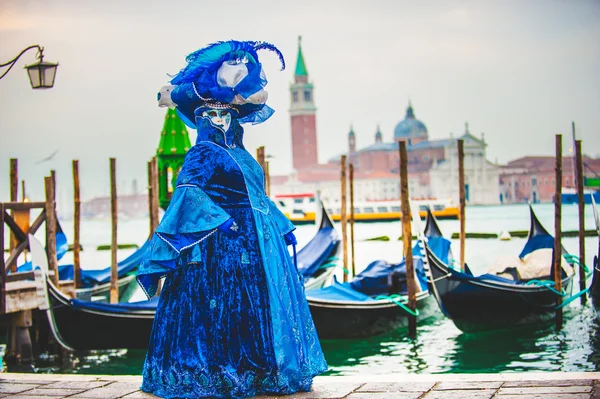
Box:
[157, 85, 176, 108]
[202, 109, 232, 132]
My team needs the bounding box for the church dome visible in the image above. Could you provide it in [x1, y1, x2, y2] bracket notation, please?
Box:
[394, 103, 428, 141]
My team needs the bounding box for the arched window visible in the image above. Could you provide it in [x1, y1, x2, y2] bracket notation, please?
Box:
[304, 90, 311, 102]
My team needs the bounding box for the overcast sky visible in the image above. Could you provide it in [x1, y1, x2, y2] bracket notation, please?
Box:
[1, 0, 599, 206]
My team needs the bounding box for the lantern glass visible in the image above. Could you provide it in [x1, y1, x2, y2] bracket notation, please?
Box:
[26, 65, 41, 88]
[25, 61, 58, 89]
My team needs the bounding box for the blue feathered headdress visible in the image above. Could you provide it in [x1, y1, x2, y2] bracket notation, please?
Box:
[167, 40, 285, 126]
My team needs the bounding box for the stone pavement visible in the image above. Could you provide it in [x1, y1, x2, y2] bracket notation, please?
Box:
[0, 372, 598, 399]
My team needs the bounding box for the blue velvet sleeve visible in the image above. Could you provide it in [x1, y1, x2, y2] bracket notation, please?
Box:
[268, 199, 296, 235]
[136, 145, 231, 299]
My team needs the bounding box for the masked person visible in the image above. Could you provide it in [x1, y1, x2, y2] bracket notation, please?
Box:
[136, 41, 327, 399]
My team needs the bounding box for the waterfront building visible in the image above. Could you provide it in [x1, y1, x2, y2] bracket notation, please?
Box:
[82, 193, 148, 219]
[499, 156, 600, 203]
[270, 36, 501, 205]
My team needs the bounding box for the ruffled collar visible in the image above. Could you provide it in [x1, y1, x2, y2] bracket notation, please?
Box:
[194, 116, 244, 149]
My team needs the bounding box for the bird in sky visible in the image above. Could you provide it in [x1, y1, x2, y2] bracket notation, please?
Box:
[35, 150, 59, 164]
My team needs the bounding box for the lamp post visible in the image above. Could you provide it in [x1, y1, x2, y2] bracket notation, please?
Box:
[0, 45, 58, 89]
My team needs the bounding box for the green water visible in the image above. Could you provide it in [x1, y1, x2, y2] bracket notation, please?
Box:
[4, 203, 600, 375]
[11, 304, 598, 375]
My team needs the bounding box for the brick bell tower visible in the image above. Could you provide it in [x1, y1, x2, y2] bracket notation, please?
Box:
[290, 36, 318, 170]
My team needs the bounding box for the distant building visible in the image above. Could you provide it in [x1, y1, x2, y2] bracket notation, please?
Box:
[82, 193, 148, 219]
[271, 37, 501, 205]
[290, 36, 319, 171]
[499, 156, 600, 203]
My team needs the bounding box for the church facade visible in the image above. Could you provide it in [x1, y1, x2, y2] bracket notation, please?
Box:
[270, 38, 501, 205]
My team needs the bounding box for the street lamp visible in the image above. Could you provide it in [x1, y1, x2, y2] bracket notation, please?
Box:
[0, 45, 59, 89]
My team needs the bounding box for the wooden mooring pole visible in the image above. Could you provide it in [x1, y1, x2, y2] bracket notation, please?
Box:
[265, 161, 271, 197]
[73, 160, 82, 289]
[148, 157, 162, 295]
[51, 170, 56, 194]
[8, 159, 18, 272]
[110, 158, 118, 304]
[148, 157, 159, 234]
[340, 155, 348, 282]
[10, 159, 18, 202]
[554, 134, 563, 329]
[44, 176, 59, 287]
[349, 163, 356, 278]
[256, 146, 265, 172]
[457, 139, 466, 271]
[399, 141, 417, 337]
[256, 146, 265, 165]
[575, 139, 587, 304]
[0, 203, 5, 315]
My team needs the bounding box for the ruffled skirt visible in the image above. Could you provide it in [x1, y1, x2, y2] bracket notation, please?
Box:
[140, 206, 327, 399]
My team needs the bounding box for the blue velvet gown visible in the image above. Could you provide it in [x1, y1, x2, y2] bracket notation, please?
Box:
[136, 115, 327, 399]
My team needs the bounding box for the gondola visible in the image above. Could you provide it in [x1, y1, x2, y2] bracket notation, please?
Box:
[297, 201, 340, 290]
[16, 215, 147, 302]
[423, 206, 575, 333]
[19, 240, 149, 303]
[304, 211, 450, 339]
[591, 256, 600, 308]
[56, 241, 150, 302]
[41, 205, 341, 350]
[590, 196, 600, 309]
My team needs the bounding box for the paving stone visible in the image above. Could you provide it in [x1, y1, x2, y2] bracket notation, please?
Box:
[67, 382, 141, 399]
[0, 383, 40, 394]
[422, 390, 495, 399]
[498, 386, 592, 395]
[258, 383, 362, 399]
[42, 381, 111, 390]
[503, 379, 594, 388]
[495, 395, 591, 399]
[5, 396, 63, 399]
[0, 379, 57, 385]
[434, 381, 503, 390]
[346, 393, 423, 399]
[17, 387, 87, 396]
[357, 382, 435, 392]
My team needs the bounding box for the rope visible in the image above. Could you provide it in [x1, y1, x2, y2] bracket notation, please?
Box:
[563, 254, 593, 277]
[374, 294, 419, 317]
[555, 288, 590, 309]
[318, 261, 338, 269]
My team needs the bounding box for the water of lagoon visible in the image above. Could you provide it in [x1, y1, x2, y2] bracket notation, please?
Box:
[6, 203, 600, 375]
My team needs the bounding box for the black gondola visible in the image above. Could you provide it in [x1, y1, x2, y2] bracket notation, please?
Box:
[590, 196, 600, 309]
[298, 202, 340, 290]
[304, 212, 450, 339]
[423, 206, 575, 333]
[591, 256, 600, 308]
[17, 217, 148, 302]
[42, 204, 340, 350]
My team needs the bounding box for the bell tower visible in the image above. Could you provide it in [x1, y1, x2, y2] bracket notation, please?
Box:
[290, 36, 318, 170]
[348, 125, 356, 154]
[348, 125, 357, 165]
